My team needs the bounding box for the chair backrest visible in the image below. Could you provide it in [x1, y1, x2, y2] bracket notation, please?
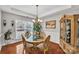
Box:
[21, 34, 33, 54]
[40, 32, 46, 39]
[21, 34, 27, 48]
[43, 35, 50, 49]
[22, 34, 33, 47]
[45, 35, 50, 42]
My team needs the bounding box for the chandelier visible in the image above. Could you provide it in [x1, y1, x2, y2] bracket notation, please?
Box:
[32, 5, 42, 22]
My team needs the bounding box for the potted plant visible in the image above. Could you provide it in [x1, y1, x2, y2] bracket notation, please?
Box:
[33, 22, 42, 32]
[33, 22, 42, 40]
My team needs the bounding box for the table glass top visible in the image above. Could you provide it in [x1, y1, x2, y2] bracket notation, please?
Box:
[26, 34, 41, 42]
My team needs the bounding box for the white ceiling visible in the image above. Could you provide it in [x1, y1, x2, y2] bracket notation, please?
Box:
[0, 5, 75, 19]
[10, 5, 71, 17]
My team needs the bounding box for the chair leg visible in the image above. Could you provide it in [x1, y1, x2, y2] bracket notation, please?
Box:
[44, 48, 48, 54]
[23, 47, 26, 54]
[43, 49, 46, 54]
[44, 50, 46, 54]
[24, 50, 26, 54]
[22, 48, 25, 54]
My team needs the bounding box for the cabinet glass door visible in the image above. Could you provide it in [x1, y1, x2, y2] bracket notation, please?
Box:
[77, 19, 79, 47]
[65, 19, 71, 44]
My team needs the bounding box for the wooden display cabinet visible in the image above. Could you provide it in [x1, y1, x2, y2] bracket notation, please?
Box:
[60, 14, 79, 54]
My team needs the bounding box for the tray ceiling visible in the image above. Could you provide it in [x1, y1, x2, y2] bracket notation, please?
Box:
[0, 5, 72, 19]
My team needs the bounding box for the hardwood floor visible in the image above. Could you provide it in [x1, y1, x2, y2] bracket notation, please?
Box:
[0, 41, 22, 54]
[0, 41, 65, 54]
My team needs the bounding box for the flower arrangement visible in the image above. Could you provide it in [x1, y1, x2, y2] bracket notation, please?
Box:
[4, 29, 12, 40]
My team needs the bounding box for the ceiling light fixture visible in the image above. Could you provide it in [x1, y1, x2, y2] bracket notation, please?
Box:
[32, 5, 42, 22]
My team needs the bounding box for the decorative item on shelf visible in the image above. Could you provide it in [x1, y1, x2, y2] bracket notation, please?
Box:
[65, 19, 71, 44]
[3, 19, 6, 26]
[46, 20, 56, 29]
[4, 29, 12, 40]
[11, 20, 14, 26]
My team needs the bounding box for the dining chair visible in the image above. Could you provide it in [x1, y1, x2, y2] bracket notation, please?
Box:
[21, 34, 27, 54]
[21, 34, 33, 54]
[22, 33, 50, 54]
[37, 35, 50, 54]
[43, 35, 50, 54]
[40, 32, 46, 39]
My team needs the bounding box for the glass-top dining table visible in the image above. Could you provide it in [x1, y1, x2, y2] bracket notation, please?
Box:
[24, 34, 45, 49]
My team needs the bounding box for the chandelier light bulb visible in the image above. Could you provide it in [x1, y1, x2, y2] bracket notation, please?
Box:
[32, 19, 35, 22]
[38, 19, 43, 22]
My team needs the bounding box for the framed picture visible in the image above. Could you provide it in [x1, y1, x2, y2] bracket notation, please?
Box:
[46, 20, 56, 29]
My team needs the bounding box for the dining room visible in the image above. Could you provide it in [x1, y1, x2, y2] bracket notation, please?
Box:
[1, 5, 79, 54]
